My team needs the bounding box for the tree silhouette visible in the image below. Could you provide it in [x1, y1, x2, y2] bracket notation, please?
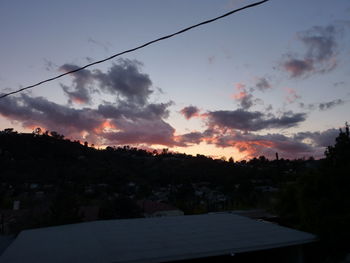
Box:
[325, 123, 350, 165]
[276, 123, 350, 261]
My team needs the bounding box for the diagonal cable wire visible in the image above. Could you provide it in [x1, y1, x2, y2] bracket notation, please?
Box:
[0, 0, 269, 99]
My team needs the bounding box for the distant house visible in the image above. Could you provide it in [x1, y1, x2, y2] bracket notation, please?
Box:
[0, 213, 316, 263]
[137, 200, 184, 217]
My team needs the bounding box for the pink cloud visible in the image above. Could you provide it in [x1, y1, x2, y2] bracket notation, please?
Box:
[285, 88, 301, 103]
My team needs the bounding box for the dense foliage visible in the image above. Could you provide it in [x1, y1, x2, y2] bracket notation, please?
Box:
[276, 124, 350, 261]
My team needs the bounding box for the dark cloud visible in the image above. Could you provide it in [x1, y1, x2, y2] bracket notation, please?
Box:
[61, 85, 92, 105]
[231, 132, 315, 159]
[294, 128, 339, 148]
[173, 124, 339, 159]
[0, 94, 101, 136]
[87, 37, 110, 53]
[222, 128, 339, 159]
[0, 94, 177, 147]
[239, 93, 254, 109]
[298, 102, 315, 111]
[174, 109, 338, 159]
[97, 101, 173, 122]
[176, 131, 204, 145]
[283, 25, 339, 78]
[265, 104, 273, 111]
[177, 128, 320, 159]
[232, 84, 256, 110]
[94, 59, 152, 105]
[43, 58, 57, 72]
[255, 78, 271, 91]
[207, 109, 306, 132]
[0, 60, 176, 148]
[299, 25, 337, 62]
[319, 99, 344, 110]
[180, 106, 200, 120]
[60, 59, 153, 106]
[333, 81, 346, 87]
[299, 99, 345, 111]
[283, 58, 313, 78]
[104, 119, 176, 146]
[60, 64, 95, 104]
[186, 128, 334, 159]
[208, 56, 215, 64]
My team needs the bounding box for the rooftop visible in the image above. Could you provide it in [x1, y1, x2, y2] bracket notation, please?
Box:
[0, 213, 316, 263]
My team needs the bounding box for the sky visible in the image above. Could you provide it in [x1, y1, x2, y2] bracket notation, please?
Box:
[0, 0, 349, 160]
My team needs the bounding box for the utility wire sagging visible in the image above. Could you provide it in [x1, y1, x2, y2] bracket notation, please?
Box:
[0, 0, 269, 99]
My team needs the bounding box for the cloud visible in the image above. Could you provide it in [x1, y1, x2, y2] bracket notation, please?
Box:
[180, 128, 337, 159]
[176, 127, 327, 159]
[282, 25, 339, 78]
[175, 107, 338, 159]
[285, 88, 301, 104]
[60, 59, 153, 106]
[294, 128, 339, 148]
[298, 102, 315, 111]
[318, 99, 344, 111]
[299, 25, 337, 62]
[176, 131, 204, 145]
[0, 94, 178, 147]
[88, 37, 110, 52]
[0, 94, 101, 136]
[299, 99, 345, 111]
[265, 104, 273, 111]
[103, 119, 177, 146]
[98, 101, 173, 121]
[255, 78, 271, 91]
[60, 64, 95, 104]
[180, 106, 200, 120]
[233, 92, 254, 110]
[208, 56, 215, 64]
[283, 58, 314, 78]
[94, 59, 152, 105]
[207, 109, 306, 132]
[226, 132, 315, 159]
[232, 83, 255, 110]
[43, 58, 57, 72]
[333, 81, 346, 87]
[0, 61, 177, 148]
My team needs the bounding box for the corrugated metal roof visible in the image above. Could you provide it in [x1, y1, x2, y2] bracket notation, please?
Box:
[0, 213, 316, 263]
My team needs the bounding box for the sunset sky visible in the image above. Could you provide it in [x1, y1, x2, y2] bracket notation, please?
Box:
[0, 0, 349, 160]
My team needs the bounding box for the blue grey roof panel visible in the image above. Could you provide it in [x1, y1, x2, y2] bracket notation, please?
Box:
[0, 213, 316, 263]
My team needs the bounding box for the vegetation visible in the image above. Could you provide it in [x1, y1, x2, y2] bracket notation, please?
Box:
[0, 125, 349, 261]
[276, 124, 350, 261]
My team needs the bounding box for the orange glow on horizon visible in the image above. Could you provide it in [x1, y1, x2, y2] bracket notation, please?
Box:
[71, 97, 87, 104]
[94, 120, 117, 134]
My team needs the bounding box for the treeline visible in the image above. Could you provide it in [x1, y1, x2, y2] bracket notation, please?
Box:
[0, 127, 313, 185]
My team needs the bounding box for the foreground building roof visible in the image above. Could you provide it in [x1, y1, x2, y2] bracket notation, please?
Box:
[0, 213, 316, 263]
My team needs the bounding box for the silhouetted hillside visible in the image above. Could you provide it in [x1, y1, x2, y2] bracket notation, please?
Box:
[0, 128, 315, 186]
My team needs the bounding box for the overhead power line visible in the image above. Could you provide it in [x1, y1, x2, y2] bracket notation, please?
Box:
[0, 0, 269, 99]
